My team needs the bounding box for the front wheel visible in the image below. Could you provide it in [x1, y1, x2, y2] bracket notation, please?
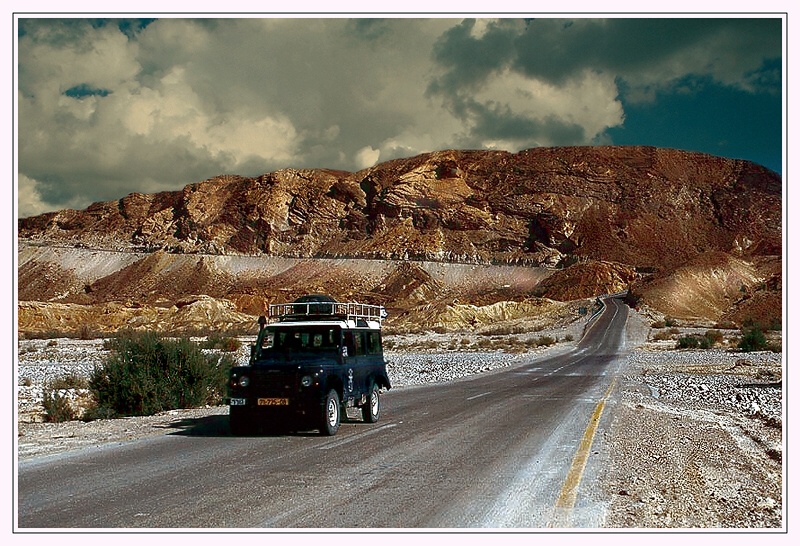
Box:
[229, 406, 254, 436]
[320, 389, 341, 436]
[362, 383, 381, 423]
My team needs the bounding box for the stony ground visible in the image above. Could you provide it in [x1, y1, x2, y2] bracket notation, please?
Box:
[15, 311, 784, 529]
[600, 347, 782, 528]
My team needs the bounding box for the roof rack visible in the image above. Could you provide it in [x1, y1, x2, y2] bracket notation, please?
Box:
[269, 301, 387, 325]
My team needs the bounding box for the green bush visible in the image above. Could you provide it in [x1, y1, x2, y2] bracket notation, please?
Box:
[676, 335, 713, 350]
[738, 327, 768, 352]
[88, 331, 234, 418]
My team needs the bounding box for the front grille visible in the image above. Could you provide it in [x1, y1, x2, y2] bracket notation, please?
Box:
[250, 370, 297, 394]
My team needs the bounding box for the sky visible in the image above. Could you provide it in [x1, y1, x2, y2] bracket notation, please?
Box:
[15, 14, 784, 218]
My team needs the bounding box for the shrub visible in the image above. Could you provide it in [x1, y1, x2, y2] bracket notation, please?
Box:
[88, 331, 234, 418]
[704, 329, 724, 346]
[676, 335, 712, 350]
[534, 336, 556, 347]
[42, 373, 88, 423]
[652, 330, 673, 341]
[480, 325, 526, 336]
[202, 335, 242, 352]
[78, 324, 96, 340]
[768, 340, 782, 354]
[42, 389, 76, 423]
[664, 317, 678, 327]
[48, 372, 89, 391]
[738, 327, 768, 352]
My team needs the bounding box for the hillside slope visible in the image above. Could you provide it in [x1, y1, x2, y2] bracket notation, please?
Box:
[17, 146, 782, 332]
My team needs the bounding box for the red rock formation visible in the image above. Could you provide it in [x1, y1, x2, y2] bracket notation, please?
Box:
[19, 146, 781, 271]
[18, 146, 782, 328]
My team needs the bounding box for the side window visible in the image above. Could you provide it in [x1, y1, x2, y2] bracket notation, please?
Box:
[354, 331, 365, 356]
[366, 331, 382, 354]
[261, 331, 275, 350]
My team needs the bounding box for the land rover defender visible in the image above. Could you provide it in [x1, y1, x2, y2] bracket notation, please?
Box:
[227, 295, 391, 436]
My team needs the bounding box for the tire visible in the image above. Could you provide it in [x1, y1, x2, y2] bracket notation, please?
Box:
[320, 389, 341, 436]
[229, 406, 254, 436]
[361, 383, 381, 423]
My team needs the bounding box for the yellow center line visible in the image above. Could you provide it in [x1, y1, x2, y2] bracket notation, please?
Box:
[550, 378, 617, 527]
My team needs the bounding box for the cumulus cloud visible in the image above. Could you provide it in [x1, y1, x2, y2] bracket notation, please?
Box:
[17, 175, 49, 218]
[16, 17, 782, 217]
[17, 174, 87, 218]
[354, 146, 381, 170]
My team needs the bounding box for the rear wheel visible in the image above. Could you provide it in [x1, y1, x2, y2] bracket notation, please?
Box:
[320, 389, 341, 436]
[362, 383, 381, 423]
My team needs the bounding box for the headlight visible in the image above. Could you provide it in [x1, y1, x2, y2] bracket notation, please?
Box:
[237, 375, 250, 387]
[300, 375, 313, 387]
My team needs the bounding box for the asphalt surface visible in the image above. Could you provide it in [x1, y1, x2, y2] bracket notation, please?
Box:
[17, 297, 630, 530]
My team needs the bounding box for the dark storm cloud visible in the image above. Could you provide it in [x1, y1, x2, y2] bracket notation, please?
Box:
[428, 19, 518, 93]
[512, 18, 782, 92]
[453, 97, 587, 147]
[428, 18, 781, 98]
[425, 17, 782, 152]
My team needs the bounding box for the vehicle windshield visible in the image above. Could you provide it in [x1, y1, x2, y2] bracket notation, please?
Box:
[259, 325, 341, 355]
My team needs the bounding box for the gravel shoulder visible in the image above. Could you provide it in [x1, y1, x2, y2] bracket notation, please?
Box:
[596, 310, 783, 528]
[15, 310, 784, 529]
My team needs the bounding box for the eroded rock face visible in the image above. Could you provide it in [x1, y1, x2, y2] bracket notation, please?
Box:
[17, 146, 782, 331]
[19, 146, 781, 270]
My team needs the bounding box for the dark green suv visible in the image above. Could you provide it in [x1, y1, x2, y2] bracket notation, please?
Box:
[227, 295, 391, 436]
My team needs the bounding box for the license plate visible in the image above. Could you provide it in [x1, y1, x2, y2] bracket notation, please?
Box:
[258, 398, 289, 406]
[229, 398, 246, 406]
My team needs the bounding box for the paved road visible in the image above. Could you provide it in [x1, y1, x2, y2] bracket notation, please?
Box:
[17, 297, 631, 529]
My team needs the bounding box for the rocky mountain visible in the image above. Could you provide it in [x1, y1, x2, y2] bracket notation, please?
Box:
[17, 146, 782, 335]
